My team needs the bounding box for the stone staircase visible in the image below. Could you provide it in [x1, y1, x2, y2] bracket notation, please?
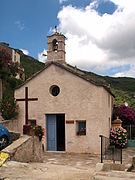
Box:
[122, 147, 135, 172]
[130, 155, 135, 172]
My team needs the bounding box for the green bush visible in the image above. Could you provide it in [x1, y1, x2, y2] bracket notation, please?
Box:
[0, 96, 18, 120]
[30, 124, 44, 141]
[110, 127, 128, 148]
[77, 128, 86, 136]
[8, 77, 23, 89]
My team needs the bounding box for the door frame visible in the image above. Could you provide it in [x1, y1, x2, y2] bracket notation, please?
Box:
[46, 113, 66, 151]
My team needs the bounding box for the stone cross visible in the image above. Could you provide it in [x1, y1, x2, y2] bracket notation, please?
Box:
[16, 87, 38, 125]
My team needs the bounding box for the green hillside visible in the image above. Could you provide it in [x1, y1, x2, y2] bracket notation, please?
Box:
[104, 76, 135, 93]
[104, 76, 135, 107]
[20, 54, 135, 108]
[20, 54, 44, 79]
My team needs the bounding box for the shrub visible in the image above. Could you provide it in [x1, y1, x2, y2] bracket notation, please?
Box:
[0, 96, 18, 120]
[0, 48, 19, 79]
[30, 124, 44, 141]
[8, 77, 23, 89]
[0, 48, 12, 69]
[113, 105, 135, 125]
[110, 127, 128, 148]
[77, 128, 86, 136]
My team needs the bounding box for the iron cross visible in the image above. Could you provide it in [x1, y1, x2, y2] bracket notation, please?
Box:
[16, 87, 38, 125]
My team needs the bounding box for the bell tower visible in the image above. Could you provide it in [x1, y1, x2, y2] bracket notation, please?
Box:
[47, 32, 66, 64]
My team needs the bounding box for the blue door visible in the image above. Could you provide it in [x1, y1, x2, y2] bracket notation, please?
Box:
[46, 115, 57, 151]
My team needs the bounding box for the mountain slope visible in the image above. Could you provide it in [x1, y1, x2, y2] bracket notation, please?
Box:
[20, 54, 135, 107]
[103, 76, 135, 107]
[104, 76, 135, 93]
[20, 54, 44, 79]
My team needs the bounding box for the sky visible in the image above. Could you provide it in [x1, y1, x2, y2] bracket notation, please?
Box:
[1, 0, 135, 78]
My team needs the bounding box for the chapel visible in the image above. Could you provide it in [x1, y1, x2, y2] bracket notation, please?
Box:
[14, 32, 114, 153]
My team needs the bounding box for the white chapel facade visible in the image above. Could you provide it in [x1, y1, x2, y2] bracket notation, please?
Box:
[15, 32, 114, 154]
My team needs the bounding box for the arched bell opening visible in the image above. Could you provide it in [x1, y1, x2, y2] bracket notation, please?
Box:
[52, 39, 58, 52]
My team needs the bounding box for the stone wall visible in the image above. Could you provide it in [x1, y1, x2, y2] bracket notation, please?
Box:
[0, 119, 19, 133]
[47, 33, 65, 63]
[2, 135, 43, 163]
[9, 132, 20, 144]
[12, 49, 20, 64]
[132, 155, 135, 170]
[0, 119, 20, 144]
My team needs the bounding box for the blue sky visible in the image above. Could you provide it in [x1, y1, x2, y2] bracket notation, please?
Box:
[0, 0, 60, 56]
[1, 0, 135, 78]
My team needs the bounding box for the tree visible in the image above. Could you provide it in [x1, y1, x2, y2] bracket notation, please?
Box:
[0, 48, 19, 78]
[113, 105, 135, 125]
[0, 48, 12, 69]
[0, 96, 18, 120]
[0, 48, 12, 79]
[0, 48, 22, 98]
[9, 62, 19, 77]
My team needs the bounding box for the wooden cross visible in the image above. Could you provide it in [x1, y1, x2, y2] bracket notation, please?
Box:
[16, 87, 38, 125]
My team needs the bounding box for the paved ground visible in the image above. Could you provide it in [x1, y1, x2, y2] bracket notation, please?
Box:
[0, 161, 95, 180]
[43, 152, 100, 169]
[0, 153, 99, 180]
[122, 147, 135, 165]
[0, 148, 134, 180]
[94, 147, 135, 180]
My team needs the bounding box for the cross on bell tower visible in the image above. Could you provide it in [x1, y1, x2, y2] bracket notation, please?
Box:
[47, 29, 66, 64]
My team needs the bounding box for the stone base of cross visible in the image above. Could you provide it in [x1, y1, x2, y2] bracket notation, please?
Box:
[23, 124, 31, 135]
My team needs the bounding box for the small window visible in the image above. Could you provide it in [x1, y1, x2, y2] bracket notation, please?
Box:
[50, 85, 60, 96]
[28, 119, 36, 126]
[76, 121, 86, 136]
[14, 54, 16, 62]
[109, 117, 111, 132]
[108, 94, 110, 107]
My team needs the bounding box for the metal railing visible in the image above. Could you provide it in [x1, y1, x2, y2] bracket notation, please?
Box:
[123, 125, 135, 140]
[99, 135, 122, 164]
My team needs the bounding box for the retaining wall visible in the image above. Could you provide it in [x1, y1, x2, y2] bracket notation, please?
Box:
[2, 135, 43, 163]
[0, 119, 19, 133]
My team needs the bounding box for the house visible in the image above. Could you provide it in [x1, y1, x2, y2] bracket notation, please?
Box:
[14, 32, 114, 154]
[0, 42, 25, 80]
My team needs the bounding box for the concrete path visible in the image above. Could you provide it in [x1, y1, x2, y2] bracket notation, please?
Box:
[0, 161, 95, 180]
[0, 148, 134, 180]
[43, 152, 100, 169]
[94, 147, 135, 180]
[94, 170, 135, 180]
[0, 153, 99, 180]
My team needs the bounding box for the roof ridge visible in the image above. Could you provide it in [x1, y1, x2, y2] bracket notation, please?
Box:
[15, 61, 114, 97]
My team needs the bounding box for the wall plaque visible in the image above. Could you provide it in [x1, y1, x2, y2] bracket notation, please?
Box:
[66, 120, 74, 124]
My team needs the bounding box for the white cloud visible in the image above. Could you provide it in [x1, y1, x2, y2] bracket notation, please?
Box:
[20, 49, 29, 55]
[57, 0, 135, 77]
[15, 21, 25, 31]
[59, 0, 68, 4]
[38, 49, 47, 63]
[114, 65, 135, 78]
